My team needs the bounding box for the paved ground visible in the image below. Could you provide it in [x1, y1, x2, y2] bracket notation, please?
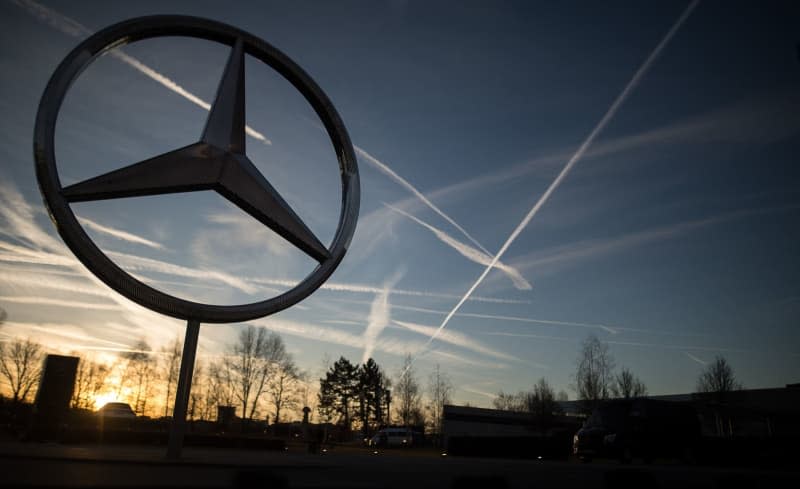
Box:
[0, 442, 798, 488]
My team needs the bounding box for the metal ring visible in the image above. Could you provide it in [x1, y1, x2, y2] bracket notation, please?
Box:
[34, 15, 360, 323]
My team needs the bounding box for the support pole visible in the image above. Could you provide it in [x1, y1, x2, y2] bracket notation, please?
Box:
[166, 319, 201, 459]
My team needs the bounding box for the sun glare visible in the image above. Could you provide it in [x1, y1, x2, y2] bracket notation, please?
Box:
[92, 392, 120, 411]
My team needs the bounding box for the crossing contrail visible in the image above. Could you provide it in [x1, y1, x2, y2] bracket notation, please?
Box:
[385, 203, 531, 290]
[409, 0, 700, 367]
[14, 0, 495, 266]
[12, 0, 272, 144]
[355, 147, 491, 254]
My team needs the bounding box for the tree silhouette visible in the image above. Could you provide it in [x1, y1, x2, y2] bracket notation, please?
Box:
[493, 379, 561, 431]
[427, 363, 452, 438]
[71, 354, 109, 410]
[493, 390, 526, 411]
[697, 355, 742, 394]
[318, 356, 359, 430]
[573, 334, 615, 412]
[611, 367, 647, 399]
[527, 378, 562, 432]
[0, 337, 43, 403]
[119, 340, 154, 415]
[267, 355, 302, 425]
[228, 325, 289, 426]
[395, 354, 423, 428]
[160, 336, 182, 417]
[358, 358, 388, 434]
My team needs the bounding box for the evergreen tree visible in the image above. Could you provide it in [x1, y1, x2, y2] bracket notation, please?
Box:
[318, 356, 359, 430]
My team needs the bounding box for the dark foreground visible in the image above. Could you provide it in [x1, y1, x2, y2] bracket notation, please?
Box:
[0, 442, 798, 489]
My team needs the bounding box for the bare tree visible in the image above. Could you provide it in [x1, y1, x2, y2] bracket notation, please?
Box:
[395, 354, 422, 427]
[119, 340, 155, 416]
[71, 354, 109, 410]
[493, 390, 526, 412]
[207, 358, 236, 417]
[188, 360, 205, 421]
[527, 378, 562, 432]
[557, 390, 569, 402]
[229, 325, 288, 425]
[573, 334, 615, 412]
[160, 337, 182, 417]
[267, 356, 302, 424]
[697, 356, 742, 394]
[427, 364, 452, 437]
[611, 367, 647, 399]
[0, 337, 43, 403]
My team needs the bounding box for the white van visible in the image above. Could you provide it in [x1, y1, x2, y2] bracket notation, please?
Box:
[368, 428, 413, 447]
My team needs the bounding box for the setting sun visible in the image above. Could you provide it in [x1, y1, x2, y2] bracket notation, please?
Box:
[92, 392, 120, 411]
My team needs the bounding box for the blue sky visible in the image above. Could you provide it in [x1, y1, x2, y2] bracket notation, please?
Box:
[1, 0, 799, 407]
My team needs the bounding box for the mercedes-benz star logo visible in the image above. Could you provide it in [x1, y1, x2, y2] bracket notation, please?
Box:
[34, 16, 360, 324]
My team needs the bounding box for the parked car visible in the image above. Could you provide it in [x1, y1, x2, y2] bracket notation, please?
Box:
[573, 399, 700, 463]
[97, 402, 136, 419]
[369, 428, 420, 448]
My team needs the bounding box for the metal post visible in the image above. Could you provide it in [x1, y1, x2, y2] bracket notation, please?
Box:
[166, 319, 201, 459]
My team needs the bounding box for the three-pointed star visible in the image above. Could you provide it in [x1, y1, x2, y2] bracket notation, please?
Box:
[61, 38, 330, 263]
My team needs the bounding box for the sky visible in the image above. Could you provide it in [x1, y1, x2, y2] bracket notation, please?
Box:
[1, 0, 799, 408]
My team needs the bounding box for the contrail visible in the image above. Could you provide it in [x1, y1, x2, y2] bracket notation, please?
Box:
[1, 183, 525, 305]
[248, 276, 528, 304]
[78, 216, 164, 250]
[15, 0, 499, 267]
[12, 0, 271, 144]
[355, 147, 491, 255]
[483, 331, 757, 357]
[0, 295, 120, 311]
[410, 0, 700, 366]
[328, 298, 616, 334]
[684, 351, 708, 366]
[394, 320, 520, 362]
[361, 270, 404, 363]
[385, 203, 531, 290]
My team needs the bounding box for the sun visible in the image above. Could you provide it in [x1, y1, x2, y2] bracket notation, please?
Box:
[91, 392, 120, 411]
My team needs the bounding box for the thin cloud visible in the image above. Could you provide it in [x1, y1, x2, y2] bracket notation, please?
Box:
[481, 331, 575, 342]
[355, 146, 490, 254]
[330, 298, 617, 334]
[362, 270, 404, 363]
[1, 321, 130, 347]
[428, 349, 510, 370]
[247, 276, 528, 304]
[1, 183, 523, 307]
[0, 270, 117, 301]
[684, 351, 708, 366]
[107, 250, 260, 295]
[0, 242, 77, 268]
[12, 0, 271, 144]
[482, 330, 758, 357]
[0, 182, 66, 252]
[511, 207, 789, 275]
[0, 295, 120, 311]
[15, 0, 517, 301]
[459, 385, 499, 400]
[250, 316, 426, 358]
[385, 203, 532, 290]
[394, 320, 519, 363]
[321, 319, 363, 327]
[607, 339, 747, 355]
[78, 216, 164, 250]
[413, 0, 700, 362]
